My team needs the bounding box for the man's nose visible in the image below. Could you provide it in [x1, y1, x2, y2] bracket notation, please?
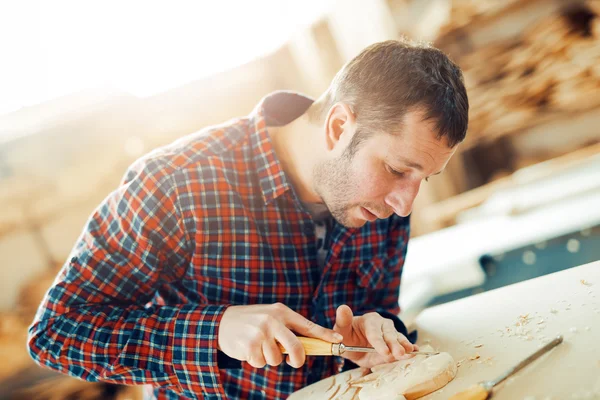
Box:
[385, 180, 421, 217]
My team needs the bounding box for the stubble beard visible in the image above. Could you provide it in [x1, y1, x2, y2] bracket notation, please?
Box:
[312, 150, 365, 228]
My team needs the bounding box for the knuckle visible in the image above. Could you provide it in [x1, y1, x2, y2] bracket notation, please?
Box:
[305, 319, 317, 332]
[248, 333, 265, 348]
[257, 315, 275, 330]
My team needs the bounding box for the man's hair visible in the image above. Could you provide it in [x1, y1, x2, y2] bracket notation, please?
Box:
[307, 39, 469, 153]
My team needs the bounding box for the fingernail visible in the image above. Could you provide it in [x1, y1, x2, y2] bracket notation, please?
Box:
[334, 333, 343, 341]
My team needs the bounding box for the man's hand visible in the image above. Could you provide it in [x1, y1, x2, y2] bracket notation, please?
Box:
[218, 303, 343, 369]
[333, 304, 418, 368]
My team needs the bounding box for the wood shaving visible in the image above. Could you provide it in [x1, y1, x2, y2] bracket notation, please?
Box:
[348, 374, 377, 387]
[580, 279, 593, 286]
[469, 353, 481, 360]
[550, 308, 558, 313]
[474, 344, 484, 348]
[326, 376, 336, 392]
[339, 383, 355, 397]
[328, 385, 341, 400]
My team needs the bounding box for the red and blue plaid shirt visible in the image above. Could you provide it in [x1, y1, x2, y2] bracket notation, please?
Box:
[28, 91, 410, 399]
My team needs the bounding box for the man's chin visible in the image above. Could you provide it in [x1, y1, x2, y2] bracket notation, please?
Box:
[331, 212, 367, 229]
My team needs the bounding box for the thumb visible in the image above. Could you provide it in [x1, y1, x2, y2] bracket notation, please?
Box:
[334, 304, 354, 333]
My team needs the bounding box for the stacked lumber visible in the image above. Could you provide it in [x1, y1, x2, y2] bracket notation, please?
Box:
[0, 265, 143, 399]
[439, 1, 600, 146]
[438, 0, 522, 36]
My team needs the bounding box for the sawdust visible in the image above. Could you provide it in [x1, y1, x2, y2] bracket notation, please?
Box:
[456, 358, 467, 368]
[503, 313, 537, 341]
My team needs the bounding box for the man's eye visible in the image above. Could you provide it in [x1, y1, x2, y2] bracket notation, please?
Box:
[387, 165, 405, 177]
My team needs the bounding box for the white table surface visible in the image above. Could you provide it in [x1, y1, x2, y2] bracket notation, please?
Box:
[413, 260, 600, 399]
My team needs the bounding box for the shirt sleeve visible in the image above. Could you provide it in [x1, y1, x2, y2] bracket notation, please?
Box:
[27, 157, 228, 399]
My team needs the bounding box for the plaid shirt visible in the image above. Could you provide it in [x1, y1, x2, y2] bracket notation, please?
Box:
[28, 91, 411, 399]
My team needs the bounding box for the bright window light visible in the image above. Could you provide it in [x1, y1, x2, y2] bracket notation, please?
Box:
[0, 0, 333, 117]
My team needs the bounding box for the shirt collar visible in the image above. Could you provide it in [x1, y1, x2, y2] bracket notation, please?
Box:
[249, 91, 315, 205]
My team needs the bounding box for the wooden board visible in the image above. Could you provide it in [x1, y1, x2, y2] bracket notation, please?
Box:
[414, 261, 600, 399]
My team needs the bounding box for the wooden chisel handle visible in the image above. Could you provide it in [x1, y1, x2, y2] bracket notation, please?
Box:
[448, 384, 490, 400]
[278, 337, 335, 356]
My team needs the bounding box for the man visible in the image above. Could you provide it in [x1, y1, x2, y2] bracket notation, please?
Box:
[28, 39, 468, 399]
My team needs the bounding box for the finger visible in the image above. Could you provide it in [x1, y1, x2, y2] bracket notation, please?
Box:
[334, 305, 354, 330]
[364, 321, 392, 358]
[283, 307, 343, 343]
[413, 344, 420, 352]
[382, 325, 405, 359]
[396, 333, 415, 353]
[274, 325, 306, 368]
[247, 344, 267, 369]
[262, 340, 284, 367]
[333, 305, 354, 341]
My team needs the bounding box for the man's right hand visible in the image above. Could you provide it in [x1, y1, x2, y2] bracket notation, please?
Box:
[217, 303, 343, 369]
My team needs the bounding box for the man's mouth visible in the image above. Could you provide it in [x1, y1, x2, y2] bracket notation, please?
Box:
[360, 207, 378, 221]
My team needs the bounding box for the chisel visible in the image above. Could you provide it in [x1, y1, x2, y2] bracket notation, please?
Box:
[449, 335, 563, 400]
[278, 337, 438, 356]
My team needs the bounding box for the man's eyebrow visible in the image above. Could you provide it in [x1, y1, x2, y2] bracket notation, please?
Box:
[396, 157, 444, 176]
[397, 157, 423, 171]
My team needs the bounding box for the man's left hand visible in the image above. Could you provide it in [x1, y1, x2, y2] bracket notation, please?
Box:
[333, 304, 418, 368]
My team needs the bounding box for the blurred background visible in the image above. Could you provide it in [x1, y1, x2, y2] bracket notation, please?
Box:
[1, 0, 600, 398]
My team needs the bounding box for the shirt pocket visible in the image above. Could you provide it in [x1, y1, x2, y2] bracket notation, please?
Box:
[356, 257, 389, 290]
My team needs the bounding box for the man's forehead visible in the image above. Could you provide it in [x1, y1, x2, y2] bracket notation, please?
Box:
[380, 131, 456, 174]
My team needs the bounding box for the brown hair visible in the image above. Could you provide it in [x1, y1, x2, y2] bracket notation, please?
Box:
[307, 39, 469, 151]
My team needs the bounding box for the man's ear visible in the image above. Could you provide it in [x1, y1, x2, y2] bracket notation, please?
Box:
[324, 103, 356, 152]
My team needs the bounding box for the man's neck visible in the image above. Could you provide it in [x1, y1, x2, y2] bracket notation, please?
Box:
[269, 114, 323, 204]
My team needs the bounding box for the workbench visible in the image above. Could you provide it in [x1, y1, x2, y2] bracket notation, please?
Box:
[414, 260, 600, 399]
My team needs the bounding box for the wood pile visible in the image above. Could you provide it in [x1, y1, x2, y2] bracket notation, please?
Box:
[437, 0, 523, 36]
[439, 1, 600, 146]
[0, 264, 142, 399]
